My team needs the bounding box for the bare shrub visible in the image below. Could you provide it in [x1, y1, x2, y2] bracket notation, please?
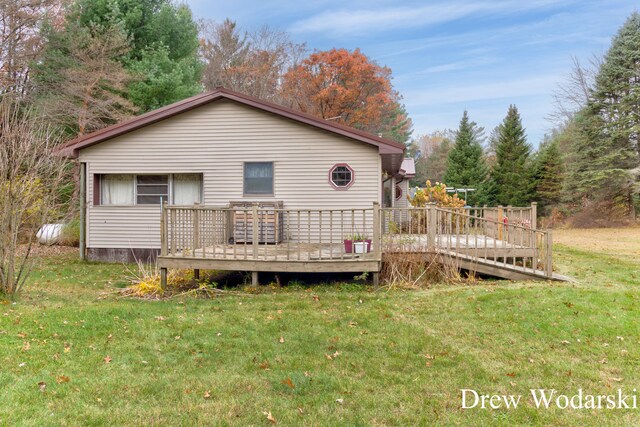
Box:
[0, 96, 67, 296]
[380, 252, 474, 289]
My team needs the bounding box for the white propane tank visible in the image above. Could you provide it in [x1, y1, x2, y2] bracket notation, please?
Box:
[36, 224, 64, 245]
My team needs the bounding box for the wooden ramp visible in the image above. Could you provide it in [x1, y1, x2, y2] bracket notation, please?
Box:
[439, 251, 571, 282]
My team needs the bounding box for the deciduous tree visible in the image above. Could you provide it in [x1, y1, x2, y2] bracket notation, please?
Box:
[0, 0, 62, 97]
[281, 48, 412, 144]
[200, 20, 305, 102]
[0, 96, 66, 296]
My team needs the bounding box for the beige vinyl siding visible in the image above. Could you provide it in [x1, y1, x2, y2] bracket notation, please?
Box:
[81, 100, 381, 249]
[396, 179, 410, 209]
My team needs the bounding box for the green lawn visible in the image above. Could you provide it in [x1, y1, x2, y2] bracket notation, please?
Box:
[1, 230, 640, 426]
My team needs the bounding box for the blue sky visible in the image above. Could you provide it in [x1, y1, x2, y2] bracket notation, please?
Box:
[185, 0, 637, 146]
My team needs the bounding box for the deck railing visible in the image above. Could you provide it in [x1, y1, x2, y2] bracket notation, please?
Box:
[381, 203, 552, 278]
[160, 202, 381, 262]
[160, 201, 552, 278]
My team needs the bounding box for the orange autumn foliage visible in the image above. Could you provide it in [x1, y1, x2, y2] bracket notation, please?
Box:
[282, 48, 411, 141]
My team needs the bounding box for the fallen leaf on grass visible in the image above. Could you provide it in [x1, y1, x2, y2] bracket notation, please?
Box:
[560, 340, 570, 345]
[259, 360, 270, 370]
[263, 411, 276, 424]
[104, 355, 112, 364]
[297, 407, 304, 414]
[279, 336, 285, 343]
[611, 377, 623, 382]
[506, 372, 516, 377]
[17, 332, 27, 338]
[22, 341, 30, 351]
[281, 378, 295, 389]
[56, 375, 70, 384]
[336, 398, 344, 404]
[204, 390, 211, 399]
[155, 316, 166, 321]
[175, 336, 181, 340]
[38, 381, 46, 392]
[64, 343, 71, 353]
[599, 358, 607, 364]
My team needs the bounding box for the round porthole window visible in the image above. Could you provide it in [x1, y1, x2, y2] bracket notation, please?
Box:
[329, 164, 354, 189]
[395, 185, 403, 200]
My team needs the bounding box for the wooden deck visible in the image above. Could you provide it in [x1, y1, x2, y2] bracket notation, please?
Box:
[158, 202, 565, 286]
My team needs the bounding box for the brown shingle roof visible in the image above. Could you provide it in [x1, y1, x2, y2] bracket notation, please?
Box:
[59, 87, 406, 159]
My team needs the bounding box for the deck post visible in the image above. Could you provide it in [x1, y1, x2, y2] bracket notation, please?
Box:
[252, 203, 259, 258]
[545, 230, 553, 278]
[194, 269, 200, 281]
[531, 202, 538, 230]
[372, 272, 379, 289]
[79, 162, 86, 261]
[160, 201, 168, 256]
[193, 202, 200, 254]
[427, 203, 437, 252]
[252, 271, 259, 287]
[160, 267, 167, 291]
[373, 202, 381, 261]
[497, 205, 504, 241]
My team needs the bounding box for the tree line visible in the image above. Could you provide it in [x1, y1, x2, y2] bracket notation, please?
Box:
[0, 1, 412, 143]
[411, 12, 640, 225]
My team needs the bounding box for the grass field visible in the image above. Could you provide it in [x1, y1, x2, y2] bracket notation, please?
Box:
[1, 228, 639, 426]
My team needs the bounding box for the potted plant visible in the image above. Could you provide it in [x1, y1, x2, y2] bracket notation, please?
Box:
[344, 232, 371, 253]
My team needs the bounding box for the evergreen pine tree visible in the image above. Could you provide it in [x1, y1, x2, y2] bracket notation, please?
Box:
[565, 12, 640, 216]
[443, 111, 488, 205]
[533, 140, 564, 213]
[488, 105, 534, 206]
[41, 0, 202, 113]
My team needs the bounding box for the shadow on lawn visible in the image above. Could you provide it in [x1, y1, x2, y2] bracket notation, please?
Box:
[205, 270, 370, 289]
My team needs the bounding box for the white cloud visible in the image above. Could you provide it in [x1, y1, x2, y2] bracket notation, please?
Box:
[404, 74, 561, 107]
[289, 0, 564, 37]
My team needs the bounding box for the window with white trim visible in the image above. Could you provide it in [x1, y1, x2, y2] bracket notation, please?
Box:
[97, 174, 202, 205]
[329, 164, 354, 189]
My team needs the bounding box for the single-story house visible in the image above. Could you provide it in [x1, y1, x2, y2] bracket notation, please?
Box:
[61, 88, 415, 263]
